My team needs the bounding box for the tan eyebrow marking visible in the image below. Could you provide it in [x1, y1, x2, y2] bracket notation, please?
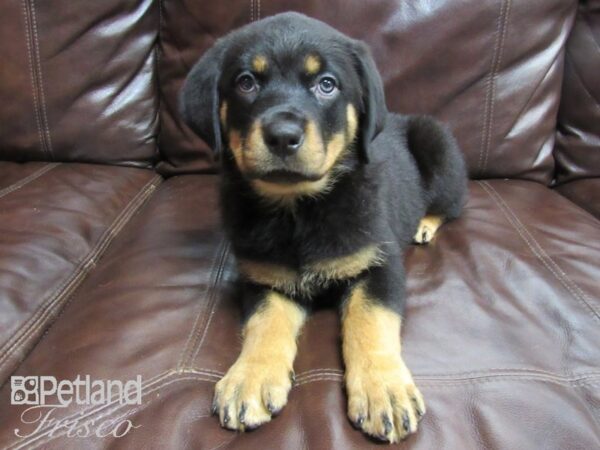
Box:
[304, 54, 321, 74]
[252, 55, 268, 73]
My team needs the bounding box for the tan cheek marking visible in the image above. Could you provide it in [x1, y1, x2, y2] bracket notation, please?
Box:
[219, 101, 228, 129]
[244, 120, 273, 173]
[214, 291, 306, 430]
[304, 55, 321, 74]
[322, 132, 347, 172]
[346, 104, 358, 141]
[342, 283, 425, 442]
[252, 55, 268, 73]
[303, 120, 325, 160]
[319, 104, 359, 173]
[308, 245, 384, 281]
[413, 214, 445, 244]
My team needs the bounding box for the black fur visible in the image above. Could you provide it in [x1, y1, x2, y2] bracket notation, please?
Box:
[180, 12, 467, 317]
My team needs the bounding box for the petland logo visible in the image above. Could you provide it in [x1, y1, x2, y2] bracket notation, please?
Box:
[11, 375, 142, 439]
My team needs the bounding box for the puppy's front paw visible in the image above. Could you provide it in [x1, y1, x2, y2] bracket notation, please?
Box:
[346, 359, 425, 443]
[213, 359, 294, 431]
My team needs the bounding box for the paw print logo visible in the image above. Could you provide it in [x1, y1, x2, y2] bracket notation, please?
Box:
[11, 376, 39, 405]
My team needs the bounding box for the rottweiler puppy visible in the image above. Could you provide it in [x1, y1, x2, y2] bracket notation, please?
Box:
[181, 12, 467, 443]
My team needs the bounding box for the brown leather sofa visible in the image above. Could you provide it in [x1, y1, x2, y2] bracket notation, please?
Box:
[1, 1, 599, 448]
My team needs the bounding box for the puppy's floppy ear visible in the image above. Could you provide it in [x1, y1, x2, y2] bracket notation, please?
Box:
[179, 39, 228, 155]
[352, 41, 387, 163]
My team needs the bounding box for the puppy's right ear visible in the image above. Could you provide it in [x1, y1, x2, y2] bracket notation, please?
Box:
[179, 40, 228, 155]
[351, 41, 387, 163]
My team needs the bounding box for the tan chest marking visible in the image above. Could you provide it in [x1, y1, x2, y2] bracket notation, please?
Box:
[308, 244, 383, 282]
[237, 260, 299, 294]
[238, 245, 383, 296]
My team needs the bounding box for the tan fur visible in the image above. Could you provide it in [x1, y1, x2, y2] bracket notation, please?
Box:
[232, 104, 358, 203]
[298, 119, 325, 168]
[228, 129, 245, 172]
[251, 177, 332, 203]
[238, 245, 382, 297]
[414, 214, 445, 244]
[309, 244, 383, 281]
[342, 283, 425, 443]
[219, 101, 228, 129]
[238, 260, 299, 293]
[252, 55, 268, 73]
[214, 291, 306, 430]
[346, 104, 358, 140]
[304, 54, 321, 74]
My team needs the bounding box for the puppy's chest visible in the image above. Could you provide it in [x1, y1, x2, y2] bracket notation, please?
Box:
[231, 192, 383, 297]
[237, 243, 383, 298]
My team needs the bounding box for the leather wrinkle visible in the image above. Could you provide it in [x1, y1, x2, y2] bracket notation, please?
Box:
[478, 181, 600, 323]
[500, 50, 563, 143]
[0, 175, 163, 379]
[566, 48, 600, 110]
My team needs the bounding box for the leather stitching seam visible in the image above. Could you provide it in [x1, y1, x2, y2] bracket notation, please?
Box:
[29, 0, 53, 159]
[0, 163, 59, 200]
[478, 181, 600, 323]
[478, 0, 511, 175]
[0, 175, 162, 375]
[20, 0, 47, 159]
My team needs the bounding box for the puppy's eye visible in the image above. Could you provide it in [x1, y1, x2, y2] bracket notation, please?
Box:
[235, 72, 257, 94]
[316, 76, 337, 96]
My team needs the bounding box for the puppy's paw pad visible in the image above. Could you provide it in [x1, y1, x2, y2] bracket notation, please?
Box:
[213, 361, 293, 431]
[346, 363, 425, 443]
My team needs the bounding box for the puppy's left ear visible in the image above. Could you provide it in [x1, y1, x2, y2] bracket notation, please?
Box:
[352, 41, 387, 163]
[179, 39, 228, 155]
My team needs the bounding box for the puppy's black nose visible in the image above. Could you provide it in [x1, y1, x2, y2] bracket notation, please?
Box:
[263, 120, 304, 157]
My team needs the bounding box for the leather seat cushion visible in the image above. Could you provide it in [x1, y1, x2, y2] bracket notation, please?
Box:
[1, 177, 598, 449]
[0, 162, 160, 384]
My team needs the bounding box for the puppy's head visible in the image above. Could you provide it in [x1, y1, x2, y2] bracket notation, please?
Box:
[180, 12, 386, 200]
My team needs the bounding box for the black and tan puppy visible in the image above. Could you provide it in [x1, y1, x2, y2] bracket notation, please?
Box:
[181, 12, 466, 443]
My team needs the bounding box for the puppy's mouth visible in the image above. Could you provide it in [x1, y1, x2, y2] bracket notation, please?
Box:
[251, 169, 324, 184]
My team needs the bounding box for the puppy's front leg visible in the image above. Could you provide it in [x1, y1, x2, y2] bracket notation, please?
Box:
[342, 263, 425, 443]
[214, 286, 306, 431]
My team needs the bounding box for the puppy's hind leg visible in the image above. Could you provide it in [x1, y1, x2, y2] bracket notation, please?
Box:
[406, 115, 468, 245]
[413, 214, 444, 244]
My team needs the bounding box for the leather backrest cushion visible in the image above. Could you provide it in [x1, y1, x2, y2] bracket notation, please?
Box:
[554, 0, 600, 185]
[158, 0, 576, 182]
[0, 0, 159, 166]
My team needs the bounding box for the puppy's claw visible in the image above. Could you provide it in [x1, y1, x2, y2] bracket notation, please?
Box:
[222, 406, 230, 425]
[351, 414, 365, 429]
[402, 411, 410, 432]
[238, 403, 247, 424]
[382, 413, 393, 436]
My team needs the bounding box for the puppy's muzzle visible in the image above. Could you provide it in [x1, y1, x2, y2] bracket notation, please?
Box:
[262, 111, 306, 159]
